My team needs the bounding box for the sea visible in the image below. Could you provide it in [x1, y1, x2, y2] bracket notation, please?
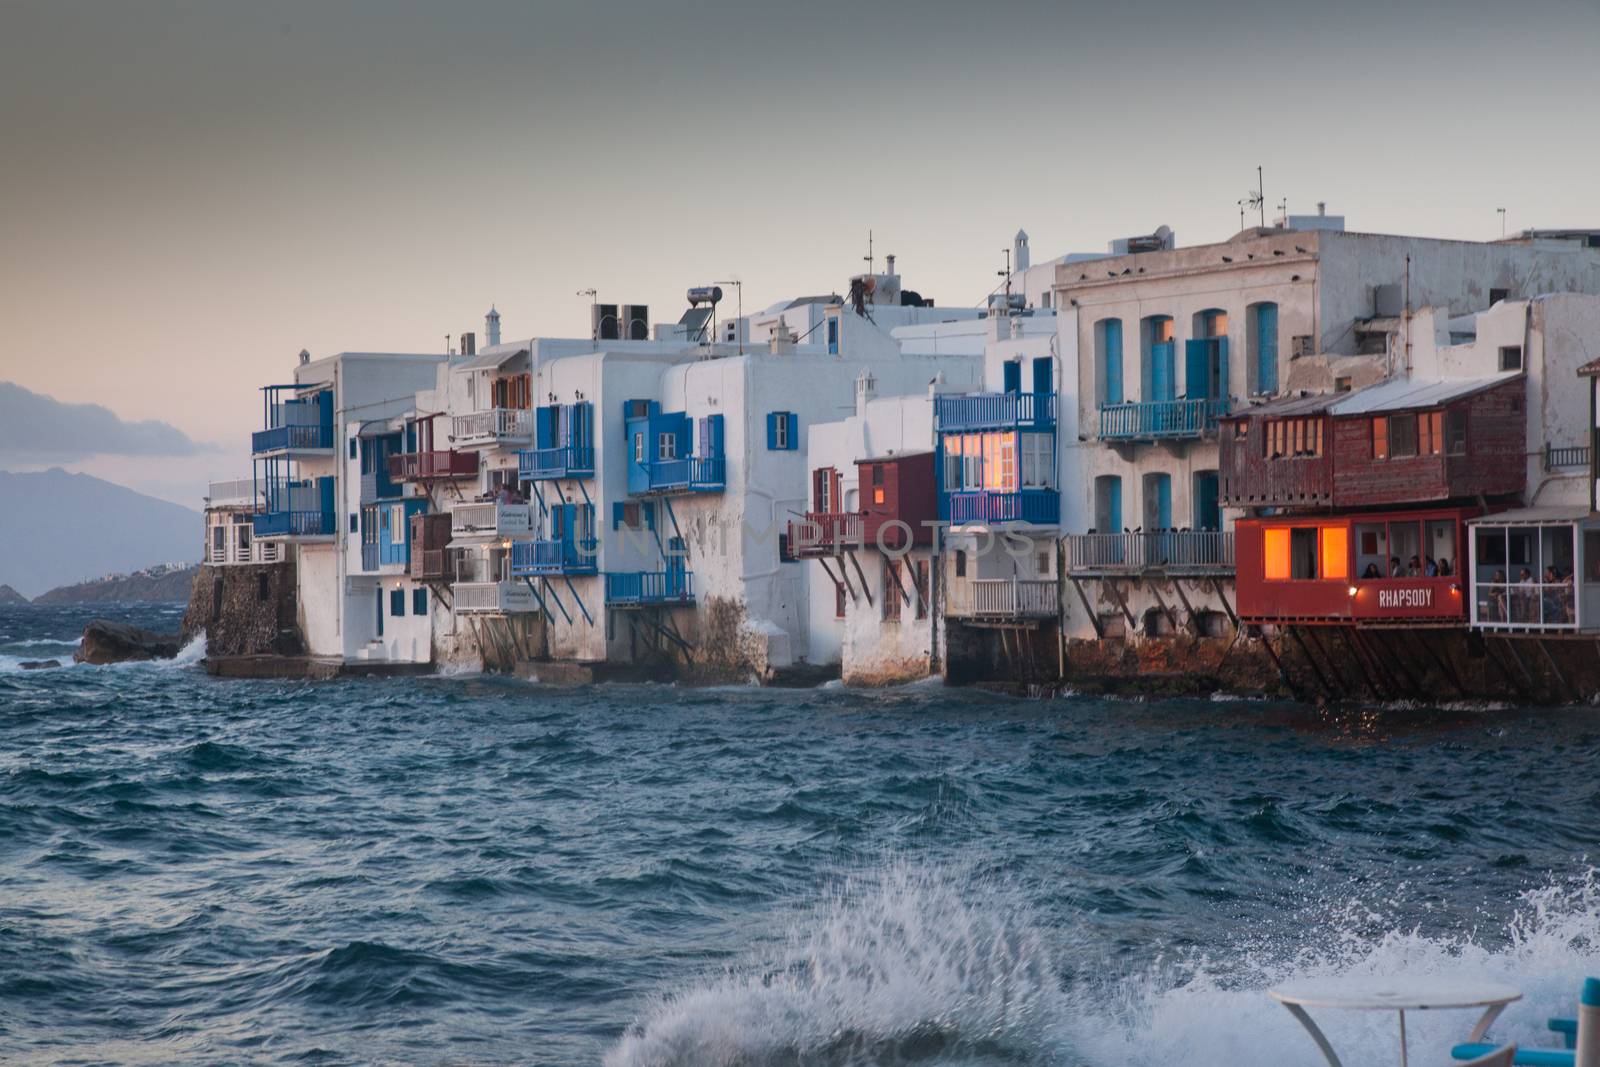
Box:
[4, 602, 1600, 1066]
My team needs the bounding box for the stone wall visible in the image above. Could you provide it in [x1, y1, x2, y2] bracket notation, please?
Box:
[181, 562, 304, 657]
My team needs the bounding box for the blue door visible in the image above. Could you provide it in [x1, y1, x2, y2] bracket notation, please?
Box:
[1255, 304, 1279, 394]
[376, 587, 384, 637]
[1103, 320, 1123, 405]
[1096, 476, 1123, 533]
[1031, 356, 1051, 395]
[1003, 361, 1021, 394]
[665, 536, 687, 597]
[1151, 341, 1175, 401]
[1145, 474, 1172, 529]
[1194, 472, 1220, 531]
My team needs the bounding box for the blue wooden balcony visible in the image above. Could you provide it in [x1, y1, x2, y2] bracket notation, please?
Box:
[945, 489, 1059, 526]
[253, 387, 334, 455]
[635, 457, 725, 495]
[936, 391, 1055, 432]
[605, 570, 694, 606]
[253, 508, 335, 538]
[511, 537, 599, 577]
[518, 444, 595, 481]
[252, 423, 334, 454]
[1098, 398, 1229, 441]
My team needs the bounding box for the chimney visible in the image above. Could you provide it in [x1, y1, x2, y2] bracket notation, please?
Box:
[485, 306, 501, 348]
[1014, 229, 1030, 273]
[769, 315, 797, 355]
[460, 332, 476, 357]
[855, 368, 877, 416]
[885, 254, 896, 276]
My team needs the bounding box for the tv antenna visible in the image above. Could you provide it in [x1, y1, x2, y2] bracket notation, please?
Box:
[998, 247, 1012, 306]
[1238, 165, 1265, 230]
[863, 229, 874, 275]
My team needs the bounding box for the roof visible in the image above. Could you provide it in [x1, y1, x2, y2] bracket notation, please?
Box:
[1327, 373, 1519, 416]
[1466, 505, 1598, 527]
[1578, 357, 1600, 377]
[1221, 392, 1341, 420]
[858, 449, 934, 463]
[456, 346, 528, 372]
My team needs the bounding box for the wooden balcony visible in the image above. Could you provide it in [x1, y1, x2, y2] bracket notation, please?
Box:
[935, 391, 1055, 432]
[450, 502, 533, 541]
[388, 450, 480, 482]
[1066, 532, 1234, 576]
[511, 537, 599, 576]
[946, 578, 1057, 620]
[452, 580, 537, 614]
[451, 408, 534, 449]
[1099, 398, 1228, 442]
[605, 570, 694, 607]
[787, 512, 863, 557]
[409, 547, 449, 582]
[518, 444, 595, 481]
[946, 489, 1059, 526]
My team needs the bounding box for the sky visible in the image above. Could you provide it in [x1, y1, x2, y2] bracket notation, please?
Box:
[2, 0, 1598, 507]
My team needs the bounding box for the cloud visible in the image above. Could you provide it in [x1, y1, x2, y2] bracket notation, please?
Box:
[0, 381, 211, 462]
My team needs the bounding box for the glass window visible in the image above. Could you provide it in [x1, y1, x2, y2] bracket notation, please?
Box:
[1264, 528, 1291, 580]
[1321, 526, 1349, 580]
[1290, 528, 1318, 579]
[390, 504, 405, 544]
[658, 432, 677, 461]
[1390, 522, 1422, 574]
[955, 550, 967, 578]
[1373, 417, 1388, 459]
[1426, 520, 1456, 575]
[1426, 411, 1444, 456]
[1446, 409, 1468, 454]
[1389, 414, 1418, 458]
[633, 433, 645, 463]
[1355, 522, 1388, 579]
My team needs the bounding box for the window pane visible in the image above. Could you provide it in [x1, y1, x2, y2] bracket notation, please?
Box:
[1373, 417, 1388, 459]
[1290, 528, 1318, 579]
[1321, 526, 1348, 580]
[1264, 528, 1290, 580]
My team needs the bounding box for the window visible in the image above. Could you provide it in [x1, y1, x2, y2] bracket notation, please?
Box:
[874, 486, 886, 505]
[349, 438, 358, 459]
[1373, 416, 1388, 460]
[826, 318, 839, 355]
[1335, 376, 1352, 393]
[1265, 418, 1321, 459]
[1264, 528, 1291, 580]
[390, 504, 406, 544]
[212, 526, 226, 554]
[412, 588, 428, 615]
[914, 560, 929, 619]
[1490, 288, 1509, 306]
[883, 560, 902, 621]
[390, 589, 405, 617]
[1020, 433, 1054, 488]
[1037, 552, 1050, 575]
[657, 432, 677, 461]
[633, 433, 645, 463]
[613, 502, 644, 530]
[1251, 302, 1279, 395]
[1290, 528, 1318, 579]
[1418, 411, 1444, 456]
[1446, 408, 1468, 454]
[349, 513, 359, 534]
[1389, 414, 1418, 458]
[1500, 345, 1523, 371]
[872, 465, 885, 507]
[1265, 526, 1343, 580]
[1097, 318, 1124, 405]
[1321, 527, 1348, 580]
[955, 550, 967, 578]
[767, 411, 798, 450]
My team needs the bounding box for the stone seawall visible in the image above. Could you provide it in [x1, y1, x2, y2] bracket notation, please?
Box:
[181, 561, 303, 657]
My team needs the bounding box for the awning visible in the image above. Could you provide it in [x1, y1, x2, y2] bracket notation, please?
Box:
[455, 346, 529, 372]
[1328, 372, 1519, 416]
[1466, 505, 1597, 527]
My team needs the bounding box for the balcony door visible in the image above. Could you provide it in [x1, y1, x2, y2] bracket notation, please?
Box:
[1143, 316, 1175, 403]
[1142, 473, 1172, 530]
[1003, 361, 1021, 395]
[1095, 475, 1123, 534]
[1193, 471, 1220, 531]
[1032, 357, 1052, 396]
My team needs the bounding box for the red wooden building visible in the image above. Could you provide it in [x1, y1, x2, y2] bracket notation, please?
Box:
[1235, 507, 1478, 626]
[860, 451, 937, 551]
[1220, 374, 1526, 510]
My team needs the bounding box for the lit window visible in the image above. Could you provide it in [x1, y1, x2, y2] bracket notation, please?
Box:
[1264, 528, 1291, 580]
[1321, 526, 1348, 580]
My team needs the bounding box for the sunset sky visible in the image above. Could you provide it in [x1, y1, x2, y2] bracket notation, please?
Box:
[3, 0, 1598, 507]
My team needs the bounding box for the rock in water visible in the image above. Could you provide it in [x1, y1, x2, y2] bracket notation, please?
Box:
[74, 620, 181, 664]
[19, 659, 61, 670]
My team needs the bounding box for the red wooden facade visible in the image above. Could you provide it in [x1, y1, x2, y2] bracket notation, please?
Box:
[1220, 377, 1526, 509]
[1235, 506, 1479, 625]
[860, 451, 937, 550]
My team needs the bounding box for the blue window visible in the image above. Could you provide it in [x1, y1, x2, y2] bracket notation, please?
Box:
[1003, 361, 1021, 394]
[1253, 303, 1279, 395]
[766, 411, 798, 450]
[1099, 319, 1124, 405]
[349, 438, 358, 459]
[826, 318, 839, 355]
[390, 589, 405, 617]
[349, 513, 358, 534]
[375, 588, 384, 637]
[412, 588, 427, 615]
[1143, 472, 1172, 529]
[1095, 475, 1122, 534]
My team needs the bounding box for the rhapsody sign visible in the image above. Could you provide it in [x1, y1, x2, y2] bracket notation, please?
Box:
[1377, 586, 1433, 609]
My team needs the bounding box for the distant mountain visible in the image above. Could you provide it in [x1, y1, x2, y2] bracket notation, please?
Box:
[0, 584, 29, 605]
[32, 564, 200, 605]
[0, 469, 200, 598]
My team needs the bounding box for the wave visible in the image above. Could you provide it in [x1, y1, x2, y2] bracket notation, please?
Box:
[610, 864, 1600, 1067]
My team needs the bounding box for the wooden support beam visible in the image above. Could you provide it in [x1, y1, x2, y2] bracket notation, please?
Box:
[1350, 628, 1403, 700]
[1499, 636, 1543, 699]
[1103, 578, 1138, 634]
[1302, 625, 1347, 700]
[1168, 579, 1202, 638]
[849, 551, 873, 607]
[1257, 628, 1298, 698]
[1537, 639, 1578, 704]
[1146, 580, 1181, 637]
[1365, 629, 1426, 699]
[1287, 625, 1337, 701]
[1414, 630, 1467, 698]
[1209, 577, 1239, 629]
[1069, 577, 1104, 639]
[1341, 626, 1386, 700]
[817, 556, 856, 602]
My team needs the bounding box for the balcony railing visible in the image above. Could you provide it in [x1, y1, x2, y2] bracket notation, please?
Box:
[452, 408, 534, 448]
[251, 423, 334, 454]
[935, 391, 1056, 432]
[1474, 581, 1578, 631]
[946, 489, 1060, 526]
[450, 502, 533, 540]
[252, 509, 335, 538]
[453, 580, 537, 614]
[640, 456, 725, 494]
[1545, 443, 1592, 472]
[410, 548, 448, 582]
[206, 479, 263, 510]
[1099, 398, 1229, 441]
[388, 450, 480, 482]
[511, 538, 599, 576]
[946, 578, 1057, 619]
[518, 444, 595, 481]
[204, 534, 281, 566]
[1067, 531, 1235, 575]
[788, 512, 864, 556]
[605, 570, 695, 606]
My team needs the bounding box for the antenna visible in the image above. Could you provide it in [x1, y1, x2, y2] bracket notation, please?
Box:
[1239, 167, 1264, 231]
[863, 229, 874, 276]
[998, 247, 1012, 307]
[1497, 207, 1507, 238]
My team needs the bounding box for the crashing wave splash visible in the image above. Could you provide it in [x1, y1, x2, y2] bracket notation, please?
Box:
[611, 866, 1600, 1067]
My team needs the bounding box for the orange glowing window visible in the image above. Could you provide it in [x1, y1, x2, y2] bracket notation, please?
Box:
[1320, 526, 1349, 580]
[1264, 528, 1291, 580]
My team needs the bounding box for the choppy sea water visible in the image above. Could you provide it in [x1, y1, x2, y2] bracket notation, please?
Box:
[5, 604, 1600, 1066]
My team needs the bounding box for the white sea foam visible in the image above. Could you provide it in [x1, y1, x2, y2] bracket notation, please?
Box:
[610, 865, 1600, 1067]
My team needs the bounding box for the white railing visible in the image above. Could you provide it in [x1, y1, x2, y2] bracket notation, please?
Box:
[204, 532, 282, 565]
[946, 578, 1057, 619]
[452, 408, 534, 447]
[1067, 531, 1235, 573]
[451, 502, 533, 539]
[453, 580, 536, 614]
[206, 478, 263, 510]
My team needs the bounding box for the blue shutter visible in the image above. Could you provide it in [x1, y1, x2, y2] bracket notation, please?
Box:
[1256, 304, 1278, 394]
[413, 588, 427, 615]
[612, 502, 624, 530]
[1003, 361, 1021, 394]
[643, 502, 656, 530]
[707, 414, 724, 457]
[1104, 321, 1123, 405]
[1109, 478, 1122, 532]
[536, 406, 554, 449]
[376, 588, 384, 637]
[558, 405, 573, 446]
[1184, 340, 1207, 400]
[1195, 472, 1220, 531]
[766, 412, 778, 449]
[1155, 475, 1172, 529]
[785, 413, 798, 451]
[1215, 337, 1230, 400]
[1032, 356, 1052, 396]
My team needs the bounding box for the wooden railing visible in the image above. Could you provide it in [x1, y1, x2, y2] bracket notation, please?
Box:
[946, 490, 1059, 525]
[935, 391, 1056, 431]
[946, 578, 1057, 619]
[1545, 443, 1592, 472]
[389, 450, 480, 481]
[644, 457, 725, 493]
[788, 512, 864, 555]
[410, 548, 448, 581]
[1099, 398, 1229, 441]
[605, 570, 695, 605]
[450, 502, 533, 539]
[518, 444, 595, 481]
[451, 408, 533, 446]
[1067, 531, 1235, 574]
